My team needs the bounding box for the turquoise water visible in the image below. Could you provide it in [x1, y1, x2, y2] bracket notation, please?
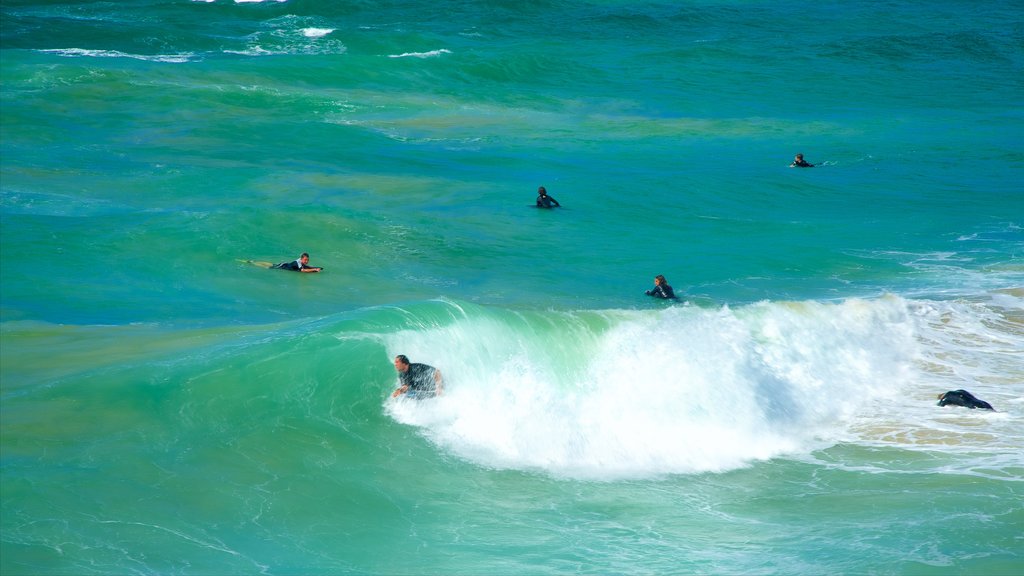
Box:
[2, 1, 1023, 574]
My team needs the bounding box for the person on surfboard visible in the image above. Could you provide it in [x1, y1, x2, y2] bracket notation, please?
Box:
[645, 275, 677, 299]
[536, 186, 561, 208]
[271, 252, 322, 273]
[392, 355, 444, 399]
[937, 389, 994, 410]
[790, 153, 814, 168]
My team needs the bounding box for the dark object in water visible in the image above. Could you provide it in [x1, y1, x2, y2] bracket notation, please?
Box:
[936, 389, 994, 411]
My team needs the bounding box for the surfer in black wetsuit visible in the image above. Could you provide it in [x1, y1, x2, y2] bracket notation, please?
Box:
[272, 252, 322, 273]
[536, 186, 561, 208]
[645, 275, 677, 299]
[790, 153, 814, 168]
[392, 354, 444, 398]
[937, 389, 994, 410]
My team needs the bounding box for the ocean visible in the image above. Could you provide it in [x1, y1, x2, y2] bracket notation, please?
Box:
[1, 0, 1022, 574]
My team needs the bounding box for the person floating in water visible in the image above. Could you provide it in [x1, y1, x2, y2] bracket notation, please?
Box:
[536, 186, 561, 208]
[645, 275, 677, 299]
[937, 389, 994, 411]
[790, 153, 814, 168]
[272, 252, 323, 273]
[392, 354, 443, 399]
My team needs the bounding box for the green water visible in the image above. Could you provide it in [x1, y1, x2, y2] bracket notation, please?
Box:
[2, 0, 1022, 574]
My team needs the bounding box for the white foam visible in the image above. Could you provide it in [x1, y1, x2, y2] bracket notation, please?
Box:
[226, 20, 347, 57]
[38, 48, 195, 63]
[852, 293, 1024, 470]
[379, 295, 1024, 480]
[301, 28, 335, 38]
[388, 49, 452, 59]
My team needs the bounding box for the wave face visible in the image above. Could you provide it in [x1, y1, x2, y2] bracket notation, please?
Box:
[384, 297, 913, 477]
[380, 294, 1022, 477]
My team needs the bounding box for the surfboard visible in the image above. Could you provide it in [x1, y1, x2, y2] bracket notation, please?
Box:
[237, 259, 274, 269]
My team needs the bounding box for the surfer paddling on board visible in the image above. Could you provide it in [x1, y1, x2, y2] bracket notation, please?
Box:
[392, 355, 443, 399]
[536, 186, 561, 208]
[271, 252, 322, 273]
[645, 275, 677, 299]
[790, 153, 814, 168]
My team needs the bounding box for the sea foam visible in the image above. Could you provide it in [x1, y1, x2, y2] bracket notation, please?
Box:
[38, 48, 195, 63]
[383, 296, 980, 479]
[301, 28, 334, 38]
[389, 49, 452, 59]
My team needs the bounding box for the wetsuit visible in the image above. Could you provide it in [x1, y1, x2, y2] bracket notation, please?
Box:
[273, 259, 313, 272]
[537, 194, 561, 208]
[791, 160, 814, 167]
[937, 389, 994, 410]
[646, 284, 676, 299]
[400, 363, 439, 398]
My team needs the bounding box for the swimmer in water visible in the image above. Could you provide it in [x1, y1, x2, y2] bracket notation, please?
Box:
[937, 389, 994, 410]
[790, 153, 814, 168]
[645, 275, 677, 299]
[536, 186, 561, 208]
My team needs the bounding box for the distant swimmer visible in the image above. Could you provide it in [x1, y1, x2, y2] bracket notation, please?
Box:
[271, 252, 323, 273]
[645, 275, 677, 299]
[790, 153, 814, 168]
[536, 186, 561, 208]
[937, 389, 994, 411]
[392, 355, 443, 399]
